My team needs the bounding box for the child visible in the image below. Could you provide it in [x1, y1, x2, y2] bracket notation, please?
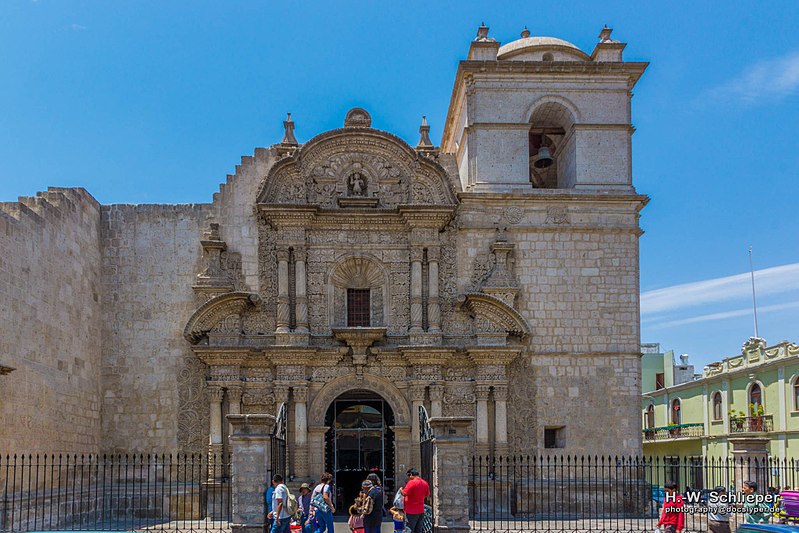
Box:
[657, 480, 685, 533]
[348, 504, 365, 533]
[390, 506, 405, 533]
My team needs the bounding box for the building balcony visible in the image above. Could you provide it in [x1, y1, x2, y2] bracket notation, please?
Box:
[643, 423, 704, 441]
[730, 415, 773, 433]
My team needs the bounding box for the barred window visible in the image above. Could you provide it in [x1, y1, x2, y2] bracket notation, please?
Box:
[347, 289, 371, 327]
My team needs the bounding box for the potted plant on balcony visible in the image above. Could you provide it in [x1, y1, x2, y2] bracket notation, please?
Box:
[730, 410, 746, 432]
[749, 403, 765, 431]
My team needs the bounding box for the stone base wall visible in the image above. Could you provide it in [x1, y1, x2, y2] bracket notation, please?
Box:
[0, 188, 103, 453]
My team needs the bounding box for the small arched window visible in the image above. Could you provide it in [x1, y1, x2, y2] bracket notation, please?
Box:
[712, 392, 722, 421]
[749, 383, 763, 413]
[646, 404, 655, 429]
[793, 378, 799, 411]
[671, 399, 681, 425]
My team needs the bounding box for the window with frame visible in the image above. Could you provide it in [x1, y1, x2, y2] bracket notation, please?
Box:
[671, 398, 681, 425]
[712, 392, 722, 421]
[794, 379, 799, 411]
[655, 373, 665, 390]
[544, 427, 564, 449]
[347, 288, 371, 327]
[749, 383, 763, 411]
[646, 404, 655, 429]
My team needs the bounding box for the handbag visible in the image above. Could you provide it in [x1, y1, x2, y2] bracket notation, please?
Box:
[393, 490, 404, 510]
[312, 485, 331, 514]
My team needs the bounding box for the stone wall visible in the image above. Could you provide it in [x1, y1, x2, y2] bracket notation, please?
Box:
[0, 188, 103, 453]
[457, 195, 644, 455]
[100, 203, 212, 453]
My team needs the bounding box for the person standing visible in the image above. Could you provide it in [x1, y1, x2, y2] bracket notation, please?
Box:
[268, 474, 292, 533]
[656, 480, 685, 533]
[297, 483, 314, 533]
[363, 476, 384, 533]
[708, 486, 731, 533]
[400, 468, 430, 533]
[312, 472, 336, 533]
[743, 480, 770, 524]
[265, 482, 276, 532]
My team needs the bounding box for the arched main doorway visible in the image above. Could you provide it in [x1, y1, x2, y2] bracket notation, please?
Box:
[324, 390, 395, 514]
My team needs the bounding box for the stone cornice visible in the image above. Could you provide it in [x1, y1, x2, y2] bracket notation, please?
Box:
[260, 204, 457, 230]
[467, 347, 522, 366]
[441, 59, 648, 151]
[457, 191, 649, 208]
[400, 347, 458, 366]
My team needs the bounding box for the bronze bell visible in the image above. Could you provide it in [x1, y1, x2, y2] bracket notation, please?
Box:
[534, 144, 553, 168]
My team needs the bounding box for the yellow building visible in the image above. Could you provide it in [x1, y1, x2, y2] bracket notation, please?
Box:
[642, 338, 799, 459]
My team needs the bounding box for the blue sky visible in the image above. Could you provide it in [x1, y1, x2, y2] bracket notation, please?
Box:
[1, 1, 797, 368]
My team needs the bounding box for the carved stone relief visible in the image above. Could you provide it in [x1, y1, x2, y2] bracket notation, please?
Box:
[177, 355, 209, 454]
[508, 355, 537, 452]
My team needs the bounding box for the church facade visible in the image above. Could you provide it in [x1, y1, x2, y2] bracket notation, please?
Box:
[0, 25, 648, 493]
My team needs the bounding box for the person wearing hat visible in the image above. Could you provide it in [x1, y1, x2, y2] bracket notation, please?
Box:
[297, 483, 314, 533]
[400, 468, 429, 533]
[708, 486, 731, 533]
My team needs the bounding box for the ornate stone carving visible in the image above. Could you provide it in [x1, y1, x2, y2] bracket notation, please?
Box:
[242, 389, 275, 407]
[508, 356, 537, 451]
[457, 293, 531, 343]
[184, 292, 261, 344]
[311, 366, 349, 382]
[177, 355, 208, 454]
[504, 206, 524, 225]
[244, 367, 273, 383]
[545, 205, 570, 225]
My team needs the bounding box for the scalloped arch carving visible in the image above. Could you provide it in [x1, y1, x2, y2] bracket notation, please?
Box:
[327, 254, 390, 328]
[457, 292, 532, 340]
[183, 291, 261, 344]
[308, 372, 411, 427]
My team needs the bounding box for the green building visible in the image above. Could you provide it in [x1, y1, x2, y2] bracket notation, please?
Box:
[642, 338, 799, 459]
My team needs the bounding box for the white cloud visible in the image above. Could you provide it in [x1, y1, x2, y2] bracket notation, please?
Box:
[641, 262, 799, 315]
[707, 50, 799, 103]
[645, 300, 799, 330]
[71, 23, 87, 31]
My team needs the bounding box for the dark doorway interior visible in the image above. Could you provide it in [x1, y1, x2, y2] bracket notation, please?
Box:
[324, 390, 395, 515]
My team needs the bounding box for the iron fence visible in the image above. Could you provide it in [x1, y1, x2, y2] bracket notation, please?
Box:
[0, 453, 230, 532]
[470, 455, 799, 533]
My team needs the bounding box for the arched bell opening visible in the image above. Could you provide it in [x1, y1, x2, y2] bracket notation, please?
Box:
[528, 101, 577, 189]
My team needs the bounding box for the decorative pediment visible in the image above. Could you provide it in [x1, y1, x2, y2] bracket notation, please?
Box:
[457, 292, 531, 343]
[183, 291, 261, 344]
[256, 109, 457, 209]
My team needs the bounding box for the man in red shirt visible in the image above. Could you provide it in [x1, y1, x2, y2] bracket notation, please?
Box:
[400, 468, 430, 533]
[657, 480, 686, 533]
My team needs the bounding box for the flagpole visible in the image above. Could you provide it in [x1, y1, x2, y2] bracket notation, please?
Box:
[749, 246, 759, 338]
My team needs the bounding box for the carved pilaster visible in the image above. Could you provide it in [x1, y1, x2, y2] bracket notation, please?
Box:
[276, 248, 290, 334]
[294, 247, 309, 334]
[293, 385, 309, 478]
[493, 384, 509, 449]
[429, 384, 445, 417]
[410, 382, 426, 467]
[475, 384, 491, 447]
[427, 246, 441, 333]
[410, 248, 424, 333]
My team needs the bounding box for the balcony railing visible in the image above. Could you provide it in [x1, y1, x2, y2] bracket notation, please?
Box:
[730, 414, 773, 433]
[643, 422, 704, 441]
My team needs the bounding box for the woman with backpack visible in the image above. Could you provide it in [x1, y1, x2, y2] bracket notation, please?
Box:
[311, 472, 336, 533]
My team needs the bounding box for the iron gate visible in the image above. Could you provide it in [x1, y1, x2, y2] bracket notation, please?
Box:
[270, 402, 287, 480]
[418, 405, 435, 513]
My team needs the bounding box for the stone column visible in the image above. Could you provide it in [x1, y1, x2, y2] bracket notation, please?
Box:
[294, 247, 309, 333]
[293, 385, 309, 479]
[276, 248, 290, 333]
[208, 385, 225, 481]
[430, 384, 444, 417]
[730, 437, 770, 493]
[427, 247, 441, 332]
[493, 384, 509, 455]
[410, 383, 426, 467]
[475, 384, 491, 456]
[307, 426, 328, 481]
[410, 248, 424, 333]
[228, 414, 276, 533]
[227, 385, 243, 443]
[429, 417, 474, 533]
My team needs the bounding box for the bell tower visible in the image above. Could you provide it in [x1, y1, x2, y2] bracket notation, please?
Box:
[441, 24, 647, 193]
